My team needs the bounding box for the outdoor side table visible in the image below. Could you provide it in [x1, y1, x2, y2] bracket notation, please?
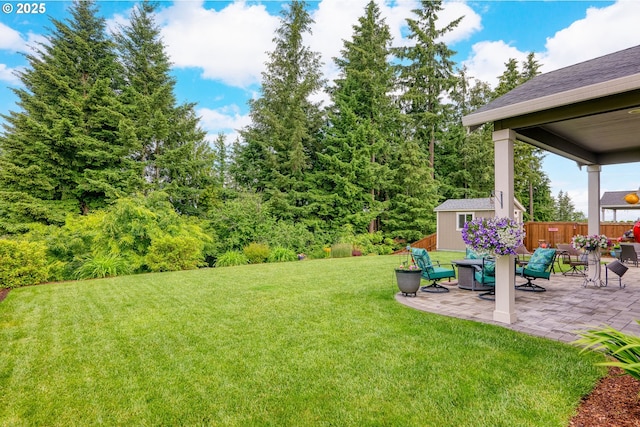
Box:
[605, 260, 628, 288]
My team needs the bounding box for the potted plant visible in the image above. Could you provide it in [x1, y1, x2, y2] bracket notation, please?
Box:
[610, 242, 622, 259]
[572, 234, 611, 286]
[395, 247, 422, 297]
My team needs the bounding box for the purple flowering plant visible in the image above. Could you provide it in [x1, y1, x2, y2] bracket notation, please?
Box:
[461, 217, 525, 257]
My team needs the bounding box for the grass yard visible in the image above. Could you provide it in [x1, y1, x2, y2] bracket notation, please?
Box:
[0, 253, 604, 426]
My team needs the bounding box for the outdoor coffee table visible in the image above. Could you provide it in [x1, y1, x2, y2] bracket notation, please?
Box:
[452, 259, 493, 291]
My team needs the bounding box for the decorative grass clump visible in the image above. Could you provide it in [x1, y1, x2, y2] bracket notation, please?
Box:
[267, 247, 298, 263]
[330, 242, 352, 258]
[215, 250, 249, 267]
[0, 254, 604, 426]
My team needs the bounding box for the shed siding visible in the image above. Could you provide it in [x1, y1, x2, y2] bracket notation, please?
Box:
[437, 210, 498, 252]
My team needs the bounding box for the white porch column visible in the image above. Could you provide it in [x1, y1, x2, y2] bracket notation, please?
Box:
[493, 129, 517, 324]
[587, 165, 601, 235]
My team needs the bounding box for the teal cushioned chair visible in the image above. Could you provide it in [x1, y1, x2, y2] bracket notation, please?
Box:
[411, 248, 456, 293]
[473, 257, 496, 300]
[515, 247, 557, 292]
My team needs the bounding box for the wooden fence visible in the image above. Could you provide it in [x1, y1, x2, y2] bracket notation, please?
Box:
[397, 223, 634, 254]
[405, 233, 437, 252]
[522, 222, 633, 251]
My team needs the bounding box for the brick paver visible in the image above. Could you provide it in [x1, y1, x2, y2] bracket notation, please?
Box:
[396, 263, 640, 343]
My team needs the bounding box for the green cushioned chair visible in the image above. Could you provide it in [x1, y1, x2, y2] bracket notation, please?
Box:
[473, 257, 496, 300]
[515, 247, 557, 292]
[411, 248, 456, 293]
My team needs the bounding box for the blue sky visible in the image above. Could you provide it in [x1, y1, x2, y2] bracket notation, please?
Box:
[1, 0, 640, 219]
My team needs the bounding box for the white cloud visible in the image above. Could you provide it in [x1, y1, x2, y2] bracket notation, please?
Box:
[198, 104, 251, 144]
[438, 1, 482, 45]
[0, 22, 25, 52]
[540, 0, 640, 72]
[309, 0, 481, 83]
[0, 63, 21, 85]
[461, 40, 528, 87]
[158, 1, 278, 88]
[462, 0, 640, 88]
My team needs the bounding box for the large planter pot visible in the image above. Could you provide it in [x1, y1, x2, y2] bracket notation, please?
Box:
[395, 269, 422, 297]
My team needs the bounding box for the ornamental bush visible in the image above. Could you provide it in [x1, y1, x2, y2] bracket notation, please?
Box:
[145, 235, 204, 272]
[0, 239, 48, 289]
[243, 242, 270, 264]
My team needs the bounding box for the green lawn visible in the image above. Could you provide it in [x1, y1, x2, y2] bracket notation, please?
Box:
[0, 253, 604, 426]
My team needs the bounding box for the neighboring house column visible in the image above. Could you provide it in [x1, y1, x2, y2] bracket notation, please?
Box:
[587, 165, 601, 235]
[493, 129, 517, 324]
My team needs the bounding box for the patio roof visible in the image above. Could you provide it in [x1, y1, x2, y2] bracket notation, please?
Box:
[462, 44, 640, 166]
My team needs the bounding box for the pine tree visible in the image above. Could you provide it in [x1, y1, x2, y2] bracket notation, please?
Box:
[0, 0, 132, 233]
[384, 137, 438, 240]
[115, 0, 214, 216]
[439, 68, 494, 200]
[237, 0, 325, 222]
[394, 0, 462, 176]
[312, 1, 399, 233]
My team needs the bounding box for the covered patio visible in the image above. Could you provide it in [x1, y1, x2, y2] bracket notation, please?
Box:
[461, 45, 640, 325]
[396, 265, 640, 343]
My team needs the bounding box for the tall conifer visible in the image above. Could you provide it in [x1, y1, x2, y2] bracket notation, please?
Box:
[313, 1, 398, 233]
[115, 0, 214, 215]
[394, 0, 461, 176]
[0, 0, 131, 232]
[237, 0, 325, 222]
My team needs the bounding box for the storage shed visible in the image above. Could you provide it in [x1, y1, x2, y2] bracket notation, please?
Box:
[434, 197, 525, 251]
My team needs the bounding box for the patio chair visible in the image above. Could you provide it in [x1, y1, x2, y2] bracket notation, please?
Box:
[411, 248, 456, 293]
[515, 244, 531, 267]
[556, 243, 587, 276]
[473, 257, 496, 300]
[619, 243, 640, 267]
[515, 248, 557, 292]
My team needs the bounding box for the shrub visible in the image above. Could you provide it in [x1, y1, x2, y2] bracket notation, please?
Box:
[145, 235, 204, 272]
[216, 251, 249, 267]
[266, 221, 316, 254]
[268, 247, 298, 263]
[330, 243, 352, 258]
[0, 239, 49, 288]
[574, 323, 640, 381]
[75, 254, 133, 280]
[243, 242, 270, 264]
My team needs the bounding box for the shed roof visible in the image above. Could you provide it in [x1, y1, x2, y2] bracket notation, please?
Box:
[434, 197, 525, 212]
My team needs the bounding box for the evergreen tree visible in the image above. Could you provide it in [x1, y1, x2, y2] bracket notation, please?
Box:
[115, 0, 214, 216]
[394, 0, 462, 175]
[384, 137, 438, 240]
[237, 0, 325, 222]
[439, 68, 494, 200]
[312, 1, 399, 233]
[555, 190, 573, 221]
[213, 133, 228, 188]
[0, 0, 132, 233]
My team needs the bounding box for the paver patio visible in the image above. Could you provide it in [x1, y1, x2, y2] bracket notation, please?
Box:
[396, 262, 640, 343]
